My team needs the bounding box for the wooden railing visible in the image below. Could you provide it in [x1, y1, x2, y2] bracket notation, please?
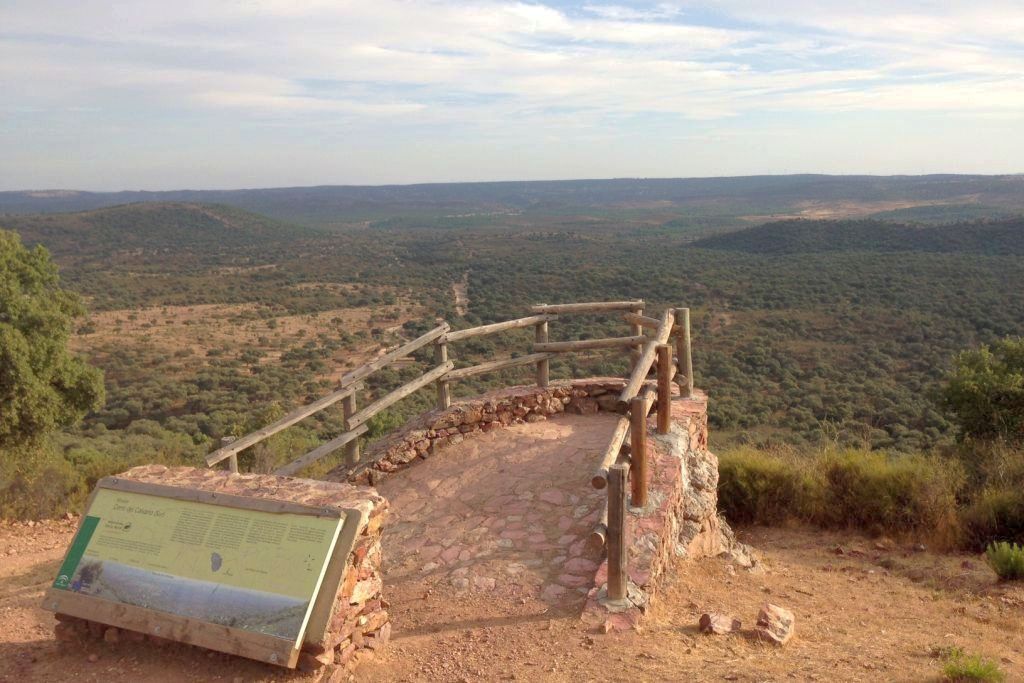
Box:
[206, 300, 695, 596]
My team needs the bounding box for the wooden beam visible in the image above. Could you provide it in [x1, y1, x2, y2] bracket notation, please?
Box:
[591, 415, 630, 489]
[337, 323, 449, 388]
[630, 395, 649, 508]
[434, 340, 451, 410]
[342, 391, 359, 465]
[622, 311, 661, 330]
[446, 353, 553, 381]
[445, 314, 558, 342]
[273, 424, 369, 477]
[534, 335, 646, 353]
[347, 362, 454, 428]
[607, 463, 629, 602]
[205, 383, 363, 466]
[617, 309, 675, 408]
[675, 307, 694, 398]
[657, 344, 672, 435]
[530, 300, 644, 315]
[589, 499, 610, 549]
[535, 320, 549, 388]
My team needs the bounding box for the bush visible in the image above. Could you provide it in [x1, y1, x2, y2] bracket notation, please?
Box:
[960, 488, 1024, 550]
[819, 450, 962, 542]
[717, 447, 817, 525]
[942, 647, 1005, 682]
[985, 541, 1024, 581]
[717, 447, 962, 546]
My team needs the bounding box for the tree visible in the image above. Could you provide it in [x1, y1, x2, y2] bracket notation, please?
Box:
[0, 230, 104, 445]
[940, 338, 1024, 443]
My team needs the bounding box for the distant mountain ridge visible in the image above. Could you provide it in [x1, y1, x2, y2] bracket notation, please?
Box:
[3, 174, 1023, 225]
[691, 218, 1024, 255]
[2, 202, 315, 258]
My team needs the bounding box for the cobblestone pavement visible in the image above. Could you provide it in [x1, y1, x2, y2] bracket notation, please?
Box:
[376, 413, 618, 620]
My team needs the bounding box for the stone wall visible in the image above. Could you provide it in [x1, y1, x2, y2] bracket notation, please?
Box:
[52, 466, 388, 679]
[329, 377, 662, 486]
[581, 393, 730, 631]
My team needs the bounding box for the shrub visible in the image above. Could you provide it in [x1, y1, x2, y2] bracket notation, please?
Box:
[717, 447, 963, 546]
[985, 541, 1024, 581]
[942, 647, 1005, 682]
[717, 447, 818, 525]
[960, 488, 1024, 550]
[819, 450, 962, 543]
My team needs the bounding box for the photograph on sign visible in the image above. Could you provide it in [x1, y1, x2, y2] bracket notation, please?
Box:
[51, 488, 344, 644]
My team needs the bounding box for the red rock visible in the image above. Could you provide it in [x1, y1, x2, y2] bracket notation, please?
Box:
[698, 613, 741, 635]
[755, 604, 794, 646]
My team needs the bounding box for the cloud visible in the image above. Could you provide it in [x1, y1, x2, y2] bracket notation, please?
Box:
[2, 1, 1023, 188]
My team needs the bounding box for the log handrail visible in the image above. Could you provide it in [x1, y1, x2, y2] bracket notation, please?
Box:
[205, 382, 363, 466]
[446, 353, 554, 381]
[530, 300, 644, 314]
[338, 323, 449, 388]
[617, 309, 676, 408]
[445, 314, 558, 342]
[347, 361, 454, 428]
[209, 300, 695, 495]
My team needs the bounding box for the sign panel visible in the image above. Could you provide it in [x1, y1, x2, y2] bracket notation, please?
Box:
[48, 486, 344, 654]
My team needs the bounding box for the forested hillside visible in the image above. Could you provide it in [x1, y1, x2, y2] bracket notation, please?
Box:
[693, 217, 1024, 255]
[2, 193, 1023, 517]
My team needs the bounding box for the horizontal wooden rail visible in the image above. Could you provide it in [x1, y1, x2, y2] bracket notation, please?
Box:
[446, 353, 553, 381]
[617, 309, 676, 409]
[347, 361, 454, 428]
[534, 335, 646, 353]
[592, 386, 653, 489]
[206, 383, 362, 466]
[590, 499, 609, 548]
[530, 300, 644, 315]
[445, 315, 557, 343]
[591, 415, 630, 489]
[338, 323, 449, 388]
[273, 424, 369, 477]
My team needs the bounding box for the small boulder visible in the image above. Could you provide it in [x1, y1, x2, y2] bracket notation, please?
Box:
[698, 613, 741, 635]
[755, 604, 794, 646]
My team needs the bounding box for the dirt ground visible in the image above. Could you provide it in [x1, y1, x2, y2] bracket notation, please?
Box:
[2, 519, 1021, 682]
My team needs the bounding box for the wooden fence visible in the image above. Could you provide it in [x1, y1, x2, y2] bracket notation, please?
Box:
[205, 300, 695, 598]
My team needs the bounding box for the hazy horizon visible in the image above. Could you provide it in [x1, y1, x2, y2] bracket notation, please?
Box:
[5, 171, 1024, 196]
[3, 1, 1024, 191]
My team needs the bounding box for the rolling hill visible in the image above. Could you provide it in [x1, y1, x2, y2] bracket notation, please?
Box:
[3, 175, 1024, 226]
[692, 217, 1024, 255]
[1, 202, 317, 259]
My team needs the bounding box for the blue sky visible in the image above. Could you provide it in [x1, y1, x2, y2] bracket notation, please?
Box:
[2, 1, 1023, 190]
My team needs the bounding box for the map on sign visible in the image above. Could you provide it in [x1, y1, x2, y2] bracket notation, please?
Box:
[51, 488, 345, 644]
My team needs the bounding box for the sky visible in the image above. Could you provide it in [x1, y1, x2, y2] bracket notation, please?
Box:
[2, 1, 1023, 191]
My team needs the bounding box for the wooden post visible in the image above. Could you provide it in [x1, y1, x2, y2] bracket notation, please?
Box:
[228, 453, 239, 474]
[607, 462, 629, 602]
[342, 391, 360, 465]
[630, 396, 648, 508]
[657, 344, 672, 435]
[629, 304, 644, 371]
[435, 339, 451, 410]
[535, 320, 549, 388]
[676, 307, 693, 398]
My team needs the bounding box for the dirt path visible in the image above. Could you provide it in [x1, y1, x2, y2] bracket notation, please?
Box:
[452, 271, 469, 316]
[3, 504, 1023, 681]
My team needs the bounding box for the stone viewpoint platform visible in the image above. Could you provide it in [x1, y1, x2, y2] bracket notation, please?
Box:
[329, 378, 737, 634]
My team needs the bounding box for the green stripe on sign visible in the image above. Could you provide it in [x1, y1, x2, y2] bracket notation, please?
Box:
[53, 515, 100, 590]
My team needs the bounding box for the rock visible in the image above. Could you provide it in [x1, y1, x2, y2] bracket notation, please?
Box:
[87, 654, 99, 663]
[698, 613, 741, 635]
[755, 604, 794, 646]
[103, 627, 120, 644]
